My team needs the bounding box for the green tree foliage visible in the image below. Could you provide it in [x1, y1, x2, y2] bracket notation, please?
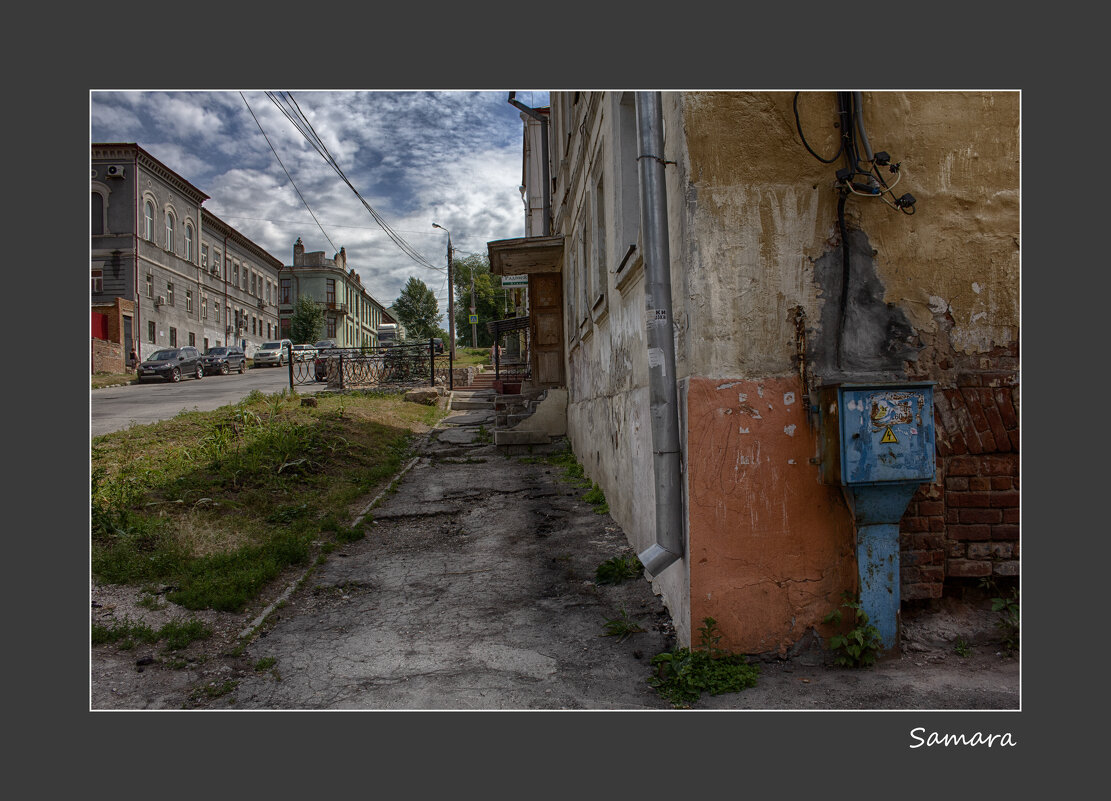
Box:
[393, 277, 443, 342]
[452, 254, 512, 348]
[290, 296, 325, 345]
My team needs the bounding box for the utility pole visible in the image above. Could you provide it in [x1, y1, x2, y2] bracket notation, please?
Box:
[470, 263, 477, 348]
[432, 223, 455, 360]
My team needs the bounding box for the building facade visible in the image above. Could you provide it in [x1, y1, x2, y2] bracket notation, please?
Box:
[490, 91, 1020, 653]
[91, 143, 282, 362]
[279, 238, 392, 348]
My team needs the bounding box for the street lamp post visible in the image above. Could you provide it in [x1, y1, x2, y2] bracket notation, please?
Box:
[432, 223, 455, 360]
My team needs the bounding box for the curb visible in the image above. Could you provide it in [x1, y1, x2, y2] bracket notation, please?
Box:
[236, 454, 422, 641]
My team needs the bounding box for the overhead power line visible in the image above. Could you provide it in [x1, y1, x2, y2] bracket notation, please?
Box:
[240, 92, 338, 254]
[264, 91, 446, 276]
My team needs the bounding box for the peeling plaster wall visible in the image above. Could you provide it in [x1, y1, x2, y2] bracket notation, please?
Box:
[559, 91, 1018, 651]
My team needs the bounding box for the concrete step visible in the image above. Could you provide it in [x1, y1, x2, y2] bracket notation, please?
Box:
[452, 399, 495, 411]
[494, 429, 551, 446]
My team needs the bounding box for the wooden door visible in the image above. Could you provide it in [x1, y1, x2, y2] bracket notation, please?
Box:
[529, 272, 564, 387]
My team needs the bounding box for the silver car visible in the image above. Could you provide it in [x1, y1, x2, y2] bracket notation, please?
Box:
[253, 339, 292, 367]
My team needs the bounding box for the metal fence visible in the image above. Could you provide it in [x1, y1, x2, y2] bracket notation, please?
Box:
[286, 340, 454, 391]
[489, 316, 531, 385]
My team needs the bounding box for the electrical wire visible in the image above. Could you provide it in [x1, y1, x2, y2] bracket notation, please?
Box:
[241, 92, 338, 254]
[264, 91, 446, 275]
[793, 92, 843, 164]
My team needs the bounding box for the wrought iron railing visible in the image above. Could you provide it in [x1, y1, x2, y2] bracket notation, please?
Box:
[488, 316, 531, 384]
[286, 339, 454, 391]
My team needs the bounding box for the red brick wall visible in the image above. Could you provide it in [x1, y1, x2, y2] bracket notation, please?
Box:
[902, 345, 1020, 599]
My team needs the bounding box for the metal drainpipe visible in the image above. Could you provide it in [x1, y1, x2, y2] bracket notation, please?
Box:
[133, 150, 141, 360]
[634, 92, 684, 577]
[508, 92, 551, 236]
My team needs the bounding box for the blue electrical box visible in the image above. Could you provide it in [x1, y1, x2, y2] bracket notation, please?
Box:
[818, 382, 935, 486]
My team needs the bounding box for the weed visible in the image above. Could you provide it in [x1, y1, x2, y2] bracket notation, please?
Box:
[954, 636, 972, 658]
[595, 554, 642, 585]
[253, 656, 277, 672]
[194, 679, 238, 700]
[601, 608, 645, 643]
[159, 618, 211, 650]
[137, 592, 167, 611]
[980, 577, 1019, 653]
[648, 617, 759, 707]
[475, 425, 492, 444]
[822, 592, 883, 668]
[583, 483, 609, 515]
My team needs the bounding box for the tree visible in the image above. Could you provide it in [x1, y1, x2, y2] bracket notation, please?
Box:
[290, 296, 326, 344]
[452, 254, 509, 349]
[393, 276, 442, 342]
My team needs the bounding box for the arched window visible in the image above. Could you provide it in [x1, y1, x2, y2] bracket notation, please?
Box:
[144, 201, 155, 241]
[92, 192, 104, 235]
[165, 211, 175, 253]
[184, 222, 194, 262]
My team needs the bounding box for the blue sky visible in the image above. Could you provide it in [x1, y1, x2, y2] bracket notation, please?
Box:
[90, 90, 550, 314]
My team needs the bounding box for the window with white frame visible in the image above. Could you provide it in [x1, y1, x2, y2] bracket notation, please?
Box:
[165, 211, 175, 253]
[186, 290, 193, 313]
[188, 332, 195, 347]
[233, 263, 239, 286]
[250, 271, 256, 295]
[169, 327, 177, 347]
[167, 281, 175, 306]
[214, 302, 220, 324]
[144, 201, 155, 241]
[146, 272, 153, 298]
[148, 320, 155, 343]
[184, 223, 194, 262]
[91, 268, 103, 294]
[201, 243, 209, 268]
[202, 296, 208, 319]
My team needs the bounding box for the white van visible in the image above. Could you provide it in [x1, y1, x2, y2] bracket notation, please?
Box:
[253, 339, 292, 367]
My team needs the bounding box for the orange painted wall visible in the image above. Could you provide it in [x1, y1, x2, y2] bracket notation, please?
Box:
[686, 376, 857, 655]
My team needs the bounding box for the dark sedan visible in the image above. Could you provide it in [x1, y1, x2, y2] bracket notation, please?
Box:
[137, 347, 204, 383]
[201, 346, 247, 375]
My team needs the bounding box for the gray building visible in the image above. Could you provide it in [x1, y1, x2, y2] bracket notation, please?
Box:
[91, 143, 282, 361]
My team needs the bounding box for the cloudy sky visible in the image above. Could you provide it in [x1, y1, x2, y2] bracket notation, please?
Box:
[90, 90, 549, 314]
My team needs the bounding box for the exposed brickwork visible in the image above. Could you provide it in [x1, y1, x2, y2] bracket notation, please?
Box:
[902, 342, 1020, 600]
[92, 338, 124, 374]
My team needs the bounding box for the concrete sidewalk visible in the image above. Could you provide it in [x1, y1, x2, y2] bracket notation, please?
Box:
[232, 396, 677, 710]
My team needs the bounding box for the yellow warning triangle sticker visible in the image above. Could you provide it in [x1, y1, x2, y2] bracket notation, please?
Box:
[880, 426, 899, 444]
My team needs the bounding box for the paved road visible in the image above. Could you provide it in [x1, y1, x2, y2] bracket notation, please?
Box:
[90, 364, 327, 438]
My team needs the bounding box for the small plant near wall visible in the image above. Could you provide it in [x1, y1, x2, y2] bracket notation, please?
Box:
[601, 607, 645, 643]
[595, 553, 642, 585]
[954, 636, 972, 658]
[822, 591, 883, 668]
[648, 617, 760, 707]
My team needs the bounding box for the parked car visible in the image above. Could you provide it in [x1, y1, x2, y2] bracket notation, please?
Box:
[292, 344, 317, 362]
[136, 346, 203, 383]
[432, 338, 444, 354]
[201, 346, 246, 375]
[254, 339, 292, 367]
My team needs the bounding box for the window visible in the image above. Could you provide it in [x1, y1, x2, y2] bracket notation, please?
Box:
[593, 173, 607, 309]
[250, 271, 256, 295]
[165, 212, 175, 253]
[169, 327, 177, 347]
[167, 282, 175, 306]
[266, 281, 271, 303]
[280, 278, 291, 304]
[280, 318, 291, 337]
[201, 244, 209, 268]
[326, 317, 336, 338]
[92, 193, 104, 235]
[214, 251, 222, 276]
[203, 337, 209, 351]
[146, 273, 153, 298]
[233, 263, 239, 286]
[144, 201, 155, 241]
[188, 332, 195, 347]
[202, 297, 208, 319]
[91, 268, 103, 294]
[184, 223, 194, 262]
[214, 302, 220, 324]
[148, 320, 155, 343]
[186, 290, 193, 313]
[326, 279, 336, 305]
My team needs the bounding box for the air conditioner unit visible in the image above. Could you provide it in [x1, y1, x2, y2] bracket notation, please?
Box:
[105, 165, 125, 179]
[257, 299, 265, 309]
[155, 295, 166, 306]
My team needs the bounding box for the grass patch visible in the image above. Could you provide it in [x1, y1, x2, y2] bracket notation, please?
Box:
[601, 607, 645, 643]
[91, 390, 445, 612]
[91, 616, 211, 651]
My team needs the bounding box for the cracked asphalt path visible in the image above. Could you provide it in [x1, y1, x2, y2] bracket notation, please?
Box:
[232, 422, 676, 710]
